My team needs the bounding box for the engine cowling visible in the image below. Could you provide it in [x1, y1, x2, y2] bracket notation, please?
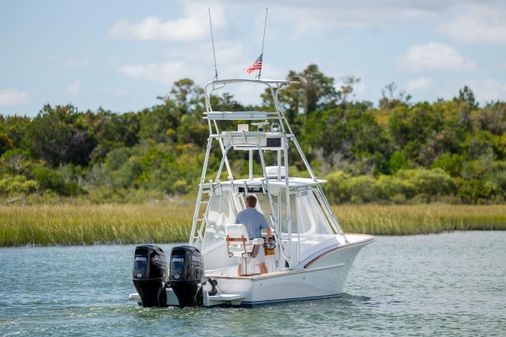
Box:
[132, 245, 168, 307]
[169, 245, 205, 307]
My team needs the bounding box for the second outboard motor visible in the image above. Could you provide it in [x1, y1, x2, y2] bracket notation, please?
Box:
[132, 245, 168, 307]
[169, 245, 205, 307]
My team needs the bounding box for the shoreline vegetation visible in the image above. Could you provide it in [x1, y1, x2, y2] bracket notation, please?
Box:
[1, 66, 504, 247]
[1, 202, 504, 247]
[1, 66, 505, 207]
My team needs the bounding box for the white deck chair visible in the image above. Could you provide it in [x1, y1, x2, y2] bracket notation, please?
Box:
[224, 224, 264, 275]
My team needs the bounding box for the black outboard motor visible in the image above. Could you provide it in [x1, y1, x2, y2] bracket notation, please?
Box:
[169, 245, 205, 307]
[132, 245, 168, 307]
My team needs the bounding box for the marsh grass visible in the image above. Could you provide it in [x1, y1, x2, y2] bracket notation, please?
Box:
[335, 204, 506, 235]
[0, 202, 194, 246]
[0, 203, 505, 246]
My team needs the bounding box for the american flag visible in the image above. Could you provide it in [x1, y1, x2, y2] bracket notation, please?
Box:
[244, 54, 263, 74]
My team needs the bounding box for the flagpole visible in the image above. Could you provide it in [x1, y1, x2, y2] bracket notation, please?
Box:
[258, 8, 268, 79]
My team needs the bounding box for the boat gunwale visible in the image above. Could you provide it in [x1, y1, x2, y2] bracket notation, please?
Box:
[304, 234, 375, 268]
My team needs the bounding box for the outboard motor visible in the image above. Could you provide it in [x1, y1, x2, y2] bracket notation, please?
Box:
[132, 245, 168, 307]
[169, 245, 205, 307]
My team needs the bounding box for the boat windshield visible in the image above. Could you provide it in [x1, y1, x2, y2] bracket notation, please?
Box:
[274, 189, 337, 264]
[293, 190, 334, 236]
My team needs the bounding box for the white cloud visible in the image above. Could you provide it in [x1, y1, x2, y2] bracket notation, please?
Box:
[109, 2, 224, 41]
[234, 1, 505, 42]
[406, 77, 432, 91]
[465, 79, 506, 102]
[399, 42, 476, 72]
[119, 54, 285, 90]
[0, 89, 30, 107]
[119, 61, 188, 84]
[439, 4, 506, 44]
[249, 0, 503, 35]
[118, 53, 284, 106]
[254, 0, 440, 32]
[117, 35, 281, 86]
[65, 80, 81, 95]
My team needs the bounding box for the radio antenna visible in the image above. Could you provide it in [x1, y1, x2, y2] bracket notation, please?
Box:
[258, 8, 268, 79]
[208, 8, 219, 80]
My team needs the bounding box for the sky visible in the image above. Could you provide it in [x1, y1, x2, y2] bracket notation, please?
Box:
[1, 0, 505, 116]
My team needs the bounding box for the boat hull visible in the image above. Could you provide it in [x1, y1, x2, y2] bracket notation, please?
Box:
[202, 233, 374, 306]
[128, 234, 374, 307]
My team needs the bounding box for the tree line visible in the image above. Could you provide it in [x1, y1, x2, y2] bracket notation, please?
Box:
[0, 65, 505, 204]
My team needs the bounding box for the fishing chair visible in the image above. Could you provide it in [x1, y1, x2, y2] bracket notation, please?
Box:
[224, 224, 264, 275]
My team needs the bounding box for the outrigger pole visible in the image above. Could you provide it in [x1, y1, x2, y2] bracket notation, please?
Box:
[257, 8, 268, 79]
[208, 8, 219, 80]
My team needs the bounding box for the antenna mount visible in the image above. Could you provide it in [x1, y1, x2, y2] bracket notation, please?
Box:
[208, 8, 219, 80]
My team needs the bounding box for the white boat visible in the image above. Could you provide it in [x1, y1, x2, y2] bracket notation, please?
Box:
[130, 78, 374, 307]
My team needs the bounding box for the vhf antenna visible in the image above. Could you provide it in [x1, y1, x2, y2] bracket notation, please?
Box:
[258, 8, 268, 79]
[208, 8, 219, 80]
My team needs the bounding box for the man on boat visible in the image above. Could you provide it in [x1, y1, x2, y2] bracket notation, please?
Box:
[235, 195, 272, 275]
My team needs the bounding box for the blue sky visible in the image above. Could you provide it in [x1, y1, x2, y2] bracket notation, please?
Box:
[1, 0, 505, 116]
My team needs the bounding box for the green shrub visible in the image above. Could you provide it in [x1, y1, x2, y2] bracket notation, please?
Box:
[32, 167, 84, 196]
[431, 153, 464, 176]
[385, 150, 408, 173]
[374, 175, 414, 201]
[0, 175, 38, 195]
[324, 168, 458, 204]
[342, 175, 378, 203]
[0, 133, 13, 156]
[397, 168, 456, 197]
[455, 177, 501, 204]
[323, 171, 350, 203]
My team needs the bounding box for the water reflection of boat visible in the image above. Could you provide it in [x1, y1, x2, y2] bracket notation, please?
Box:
[130, 78, 374, 307]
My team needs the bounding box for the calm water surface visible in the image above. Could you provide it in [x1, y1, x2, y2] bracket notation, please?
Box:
[0, 231, 505, 336]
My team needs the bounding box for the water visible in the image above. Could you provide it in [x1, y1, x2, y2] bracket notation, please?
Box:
[0, 232, 504, 337]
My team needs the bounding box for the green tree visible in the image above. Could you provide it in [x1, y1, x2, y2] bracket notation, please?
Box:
[476, 102, 506, 136]
[24, 105, 96, 167]
[455, 85, 478, 108]
[304, 101, 391, 175]
[261, 64, 338, 124]
[0, 133, 13, 156]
